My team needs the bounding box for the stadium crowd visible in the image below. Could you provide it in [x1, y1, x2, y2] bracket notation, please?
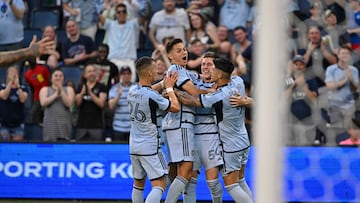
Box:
[1, 1, 360, 144]
[2, 0, 360, 202]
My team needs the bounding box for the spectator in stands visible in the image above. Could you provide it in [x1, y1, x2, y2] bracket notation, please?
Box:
[148, 0, 190, 49]
[108, 66, 136, 142]
[62, 0, 99, 40]
[323, 9, 351, 54]
[218, 0, 251, 43]
[75, 64, 107, 141]
[101, 0, 142, 46]
[99, 3, 146, 82]
[88, 43, 119, 143]
[39, 68, 75, 142]
[151, 36, 173, 71]
[0, 66, 28, 141]
[153, 56, 169, 83]
[0, 0, 25, 52]
[39, 25, 63, 69]
[0, 35, 54, 67]
[230, 26, 252, 65]
[88, 44, 119, 91]
[284, 55, 319, 146]
[338, 118, 360, 145]
[187, 0, 216, 25]
[24, 57, 51, 124]
[324, 0, 346, 25]
[189, 12, 220, 52]
[187, 39, 206, 73]
[347, 0, 360, 52]
[62, 20, 97, 67]
[325, 46, 359, 130]
[301, 26, 337, 86]
[216, 24, 232, 60]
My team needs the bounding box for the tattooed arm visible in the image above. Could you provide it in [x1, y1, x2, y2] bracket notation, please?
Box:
[174, 89, 202, 107]
[0, 36, 53, 67]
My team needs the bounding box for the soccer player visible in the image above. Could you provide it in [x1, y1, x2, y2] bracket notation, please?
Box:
[176, 58, 253, 203]
[128, 56, 180, 203]
[183, 52, 224, 203]
[162, 38, 211, 203]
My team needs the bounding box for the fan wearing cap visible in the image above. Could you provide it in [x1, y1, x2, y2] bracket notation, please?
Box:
[323, 9, 351, 54]
[108, 65, 136, 142]
[284, 55, 319, 146]
[174, 58, 252, 203]
[339, 118, 360, 145]
[347, 0, 360, 51]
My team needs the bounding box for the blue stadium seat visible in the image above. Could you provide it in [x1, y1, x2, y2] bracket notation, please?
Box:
[56, 29, 67, 44]
[30, 8, 60, 30]
[0, 68, 7, 84]
[23, 29, 42, 47]
[61, 66, 83, 88]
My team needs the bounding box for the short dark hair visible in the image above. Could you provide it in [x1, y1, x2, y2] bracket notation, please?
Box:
[233, 26, 247, 33]
[203, 51, 216, 59]
[213, 58, 234, 75]
[166, 38, 183, 53]
[98, 43, 109, 51]
[135, 56, 154, 76]
[116, 3, 127, 12]
[338, 45, 352, 53]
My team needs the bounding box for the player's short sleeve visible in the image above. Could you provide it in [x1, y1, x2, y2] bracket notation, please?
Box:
[167, 65, 191, 89]
[200, 91, 223, 108]
[150, 90, 170, 111]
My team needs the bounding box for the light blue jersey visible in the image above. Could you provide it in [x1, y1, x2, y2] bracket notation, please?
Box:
[162, 64, 195, 130]
[200, 77, 250, 152]
[127, 85, 170, 155]
[193, 79, 218, 136]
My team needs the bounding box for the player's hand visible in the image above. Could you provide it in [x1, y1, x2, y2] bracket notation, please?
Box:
[164, 71, 178, 88]
[29, 35, 55, 56]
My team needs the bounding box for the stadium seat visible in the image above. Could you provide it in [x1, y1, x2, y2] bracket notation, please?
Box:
[40, 0, 59, 8]
[61, 66, 83, 88]
[0, 68, 7, 84]
[30, 8, 61, 30]
[56, 29, 67, 44]
[23, 29, 43, 47]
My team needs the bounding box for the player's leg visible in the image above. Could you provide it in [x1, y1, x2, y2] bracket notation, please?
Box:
[131, 155, 146, 203]
[206, 167, 223, 203]
[165, 128, 194, 203]
[239, 164, 252, 199]
[202, 134, 224, 203]
[238, 148, 252, 200]
[222, 151, 252, 203]
[143, 152, 168, 203]
[133, 178, 146, 203]
[183, 170, 198, 203]
[146, 176, 166, 203]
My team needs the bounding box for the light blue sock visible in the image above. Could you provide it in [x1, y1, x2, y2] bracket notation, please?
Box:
[132, 185, 144, 203]
[166, 174, 173, 189]
[225, 183, 252, 203]
[183, 177, 197, 203]
[145, 186, 164, 203]
[164, 176, 188, 203]
[206, 179, 223, 203]
[239, 178, 253, 200]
